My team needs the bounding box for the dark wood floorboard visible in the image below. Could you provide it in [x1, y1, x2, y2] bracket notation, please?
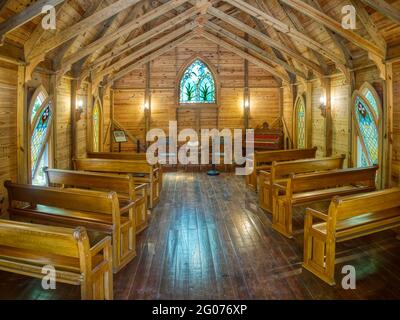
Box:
[1, 172, 400, 300]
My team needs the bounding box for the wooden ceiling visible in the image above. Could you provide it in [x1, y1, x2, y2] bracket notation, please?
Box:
[0, 0, 399, 86]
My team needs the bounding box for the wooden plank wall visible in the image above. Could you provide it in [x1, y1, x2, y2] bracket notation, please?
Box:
[0, 62, 17, 215]
[113, 37, 281, 149]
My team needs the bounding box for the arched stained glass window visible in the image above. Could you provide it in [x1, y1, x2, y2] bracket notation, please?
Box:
[31, 95, 53, 186]
[92, 103, 101, 152]
[295, 97, 306, 149]
[354, 94, 379, 167]
[180, 59, 216, 104]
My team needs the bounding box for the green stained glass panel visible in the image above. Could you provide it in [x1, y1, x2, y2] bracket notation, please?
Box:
[180, 60, 216, 104]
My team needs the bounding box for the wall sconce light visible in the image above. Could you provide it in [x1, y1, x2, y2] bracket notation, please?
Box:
[319, 95, 327, 118]
[75, 99, 84, 121]
[244, 98, 250, 110]
[143, 102, 150, 112]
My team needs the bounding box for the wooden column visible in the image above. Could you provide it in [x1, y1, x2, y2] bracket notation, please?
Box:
[144, 62, 151, 145]
[323, 78, 332, 156]
[16, 65, 28, 184]
[383, 63, 394, 187]
[347, 71, 356, 168]
[306, 81, 313, 149]
[70, 79, 77, 166]
[49, 74, 58, 167]
[110, 88, 115, 152]
[243, 59, 250, 130]
[87, 81, 93, 154]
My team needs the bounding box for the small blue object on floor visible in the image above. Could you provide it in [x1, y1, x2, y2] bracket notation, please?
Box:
[207, 164, 220, 176]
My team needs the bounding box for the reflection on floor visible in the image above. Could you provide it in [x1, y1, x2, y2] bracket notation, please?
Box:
[1, 172, 400, 300]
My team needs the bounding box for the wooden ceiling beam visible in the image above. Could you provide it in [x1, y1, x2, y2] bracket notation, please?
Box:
[82, 5, 200, 72]
[207, 6, 323, 75]
[360, 0, 400, 25]
[278, 0, 385, 59]
[225, 0, 347, 66]
[94, 22, 198, 84]
[0, 0, 65, 44]
[205, 21, 307, 79]
[28, 0, 144, 60]
[106, 31, 196, 85]
[257, 0, 325, 76]
[201, 30, 291, 82]
[59, 0, 191, 71]
[350, 0, 387, 51]
[24, 0, 72, 59]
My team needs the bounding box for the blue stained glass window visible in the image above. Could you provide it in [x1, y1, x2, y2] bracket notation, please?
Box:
[180, 60, 216, 104]
[31, 104, 52, 184]
[355, 96, 379, 166]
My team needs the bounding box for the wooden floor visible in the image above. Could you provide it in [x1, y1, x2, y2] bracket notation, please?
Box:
[1, 172, 400, 300]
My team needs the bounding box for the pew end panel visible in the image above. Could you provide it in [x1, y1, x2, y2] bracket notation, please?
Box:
[4, 181, 136, 273]
[303, 188, 400, 285]
[0, 220, 113, 300]
[272, 166, 378, 238]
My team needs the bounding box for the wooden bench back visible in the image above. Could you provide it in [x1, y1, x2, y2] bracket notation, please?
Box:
[290, 166, 378, 193]
[87, 152, 148, 161]
[271, 155, 346, 180]
[4, 181, 119, 215]
[74, 158, 152, 175]
[44, 168, 135, 198]
[0, 219, 88, 259]
[331, 188, 400, 221]
[255, 147, 317, 165]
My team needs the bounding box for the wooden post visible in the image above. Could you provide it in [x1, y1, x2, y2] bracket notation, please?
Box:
[16, 65, 28, 184]
[87, 81, 93, 154]
[70, 79, 77, 167]
[323, 78, 332, 156]
[244, 58, 249, 130]
[49, 74, 58, 168]
[383, 63, 394, 187]
[306, 81, 313, 149]
[110, 88, 115, 152]
[347, 71, 356, 168]
[144, 62, 151, 145]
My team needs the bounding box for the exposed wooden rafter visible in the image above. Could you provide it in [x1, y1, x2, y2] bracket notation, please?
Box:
[278, 0, 385, 59]
[0, 0, 65, 44]
[360, 0, 400, 25]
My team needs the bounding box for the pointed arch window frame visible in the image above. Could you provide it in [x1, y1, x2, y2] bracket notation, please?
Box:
[293, 94, 308, 149]
[177, 57, 219, 108]
[28, 85, 54, 184]
[351, 82, 383, 186]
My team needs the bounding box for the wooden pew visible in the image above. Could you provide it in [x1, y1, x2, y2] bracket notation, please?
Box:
[272, 166, 378, 238]
[0, 219, 113, 300]
[44, 168, 149, 234]
[259, 155, 346, 213]
[246, 147, 317, 192]
[74, 158, 160, 209]
[87, 152, 163, 194]
[303, 188, 400, 285]
[4, 181, 136, 273]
